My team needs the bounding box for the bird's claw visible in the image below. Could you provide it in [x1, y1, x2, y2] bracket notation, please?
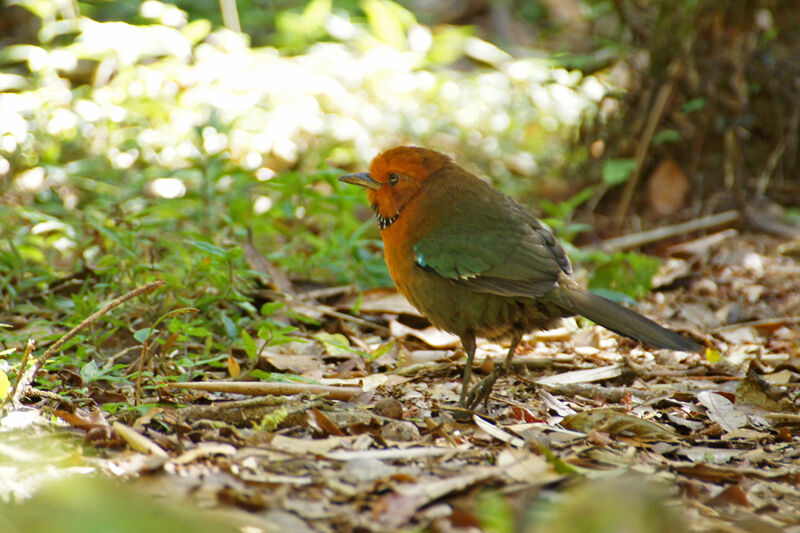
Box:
[463, 367, 503, 410]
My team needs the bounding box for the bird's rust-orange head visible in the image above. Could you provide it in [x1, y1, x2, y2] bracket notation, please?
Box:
[339, 146, 451, 229]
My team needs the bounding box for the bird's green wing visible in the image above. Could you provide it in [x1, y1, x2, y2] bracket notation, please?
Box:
[412, 206, 571, 298]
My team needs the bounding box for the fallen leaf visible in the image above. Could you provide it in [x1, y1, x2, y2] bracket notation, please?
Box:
[262, 352, 324, 374]
[535, 364, 624, 386]
[562, 408, 679, 442]
[696, 391, 748, 432]
[496, 448, 559, 483]
[227, 353, 240, 378]
[706, 483, 750, 508]
[647, 158, 689, 216]
[315, 332, 356, 356]
[313, 407, 346, 436]
[473, 415, 525, 447]
[390, 320, 460, 348]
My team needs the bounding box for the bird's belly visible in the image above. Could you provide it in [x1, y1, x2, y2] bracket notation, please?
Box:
[395, 266, 567, 341]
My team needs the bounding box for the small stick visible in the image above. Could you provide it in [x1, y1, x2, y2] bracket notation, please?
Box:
[667, 228, 738, 256]
[164, 380, 364, 401]
[593, 210, 740, 253]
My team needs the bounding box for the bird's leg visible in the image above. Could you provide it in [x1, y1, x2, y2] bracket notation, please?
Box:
[501, 332, 522, 373]
[465, 332, 522, 410]
[457, 334, 477, 408]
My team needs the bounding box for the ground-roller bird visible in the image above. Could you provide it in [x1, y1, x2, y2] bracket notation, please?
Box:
[340, 146, 700, 409]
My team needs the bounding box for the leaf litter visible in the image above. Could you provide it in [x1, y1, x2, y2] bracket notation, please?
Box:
[2, 234, 800, 532]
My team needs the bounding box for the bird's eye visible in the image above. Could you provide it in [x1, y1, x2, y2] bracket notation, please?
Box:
[388, 173, 401, 186]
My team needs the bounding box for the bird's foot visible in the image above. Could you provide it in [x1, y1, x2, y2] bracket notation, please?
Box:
[463, 366, 504, 410]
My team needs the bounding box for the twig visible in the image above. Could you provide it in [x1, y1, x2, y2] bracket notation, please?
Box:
[615, 58, 684, 229]
[28, 280, 166, 387]
[1, 338, 35, 410]
[667, 229, 738, 256]
[112, 422, 168, 457]
[593, 210, 740, 253]
[23, 387, 76, 410]
[165, 380, 364, 401]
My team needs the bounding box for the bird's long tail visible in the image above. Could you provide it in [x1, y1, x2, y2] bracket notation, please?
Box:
[552, 285, 701, 353]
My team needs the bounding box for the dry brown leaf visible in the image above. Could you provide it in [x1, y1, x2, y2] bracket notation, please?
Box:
[647, 158, 689, 215]
[562, 408, 679, 442]
[227, 353, 240, 378]
[262, 353, 324, 374]
[313, 407, 346, 436]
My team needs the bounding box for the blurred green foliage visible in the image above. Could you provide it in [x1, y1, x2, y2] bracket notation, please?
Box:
[1, 477, 237, 533]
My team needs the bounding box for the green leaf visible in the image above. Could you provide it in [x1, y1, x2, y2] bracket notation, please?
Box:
[133, 328, 155, 343]
[589, 288, 638, 306]
[80, 360, 101, 382]
[187, 239, 228, 258]
[588, 251, 661, 300]
[225, 246, 243, 260]
[220, 313, 237, 339]
[652, 129, 682, 145]
[285, 310, 321, 325]
[260, 302, 285, 316]
[350, 292, 363, 315]
[315, 332, 356, 356]
[681, 98, 706, 113]
[540, 445, 579, 475]
[241, 329, 257, 360]
[601, 158, 637, 186]
[367, 339, 395, 361]
[184, 326, 213, 337]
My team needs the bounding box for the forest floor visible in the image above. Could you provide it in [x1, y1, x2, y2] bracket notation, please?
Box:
[2, 230, 800, 533]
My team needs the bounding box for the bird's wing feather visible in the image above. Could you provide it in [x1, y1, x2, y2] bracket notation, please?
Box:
[412, 202, 571, 298]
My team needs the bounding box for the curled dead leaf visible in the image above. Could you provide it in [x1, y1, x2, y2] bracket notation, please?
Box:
[562, 408, 679, 442]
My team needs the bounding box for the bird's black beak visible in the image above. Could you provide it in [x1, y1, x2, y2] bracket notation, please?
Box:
[339, 172, 381, 190]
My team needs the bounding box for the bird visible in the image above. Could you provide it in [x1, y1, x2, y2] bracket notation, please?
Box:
[340, 146, 701, 409]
